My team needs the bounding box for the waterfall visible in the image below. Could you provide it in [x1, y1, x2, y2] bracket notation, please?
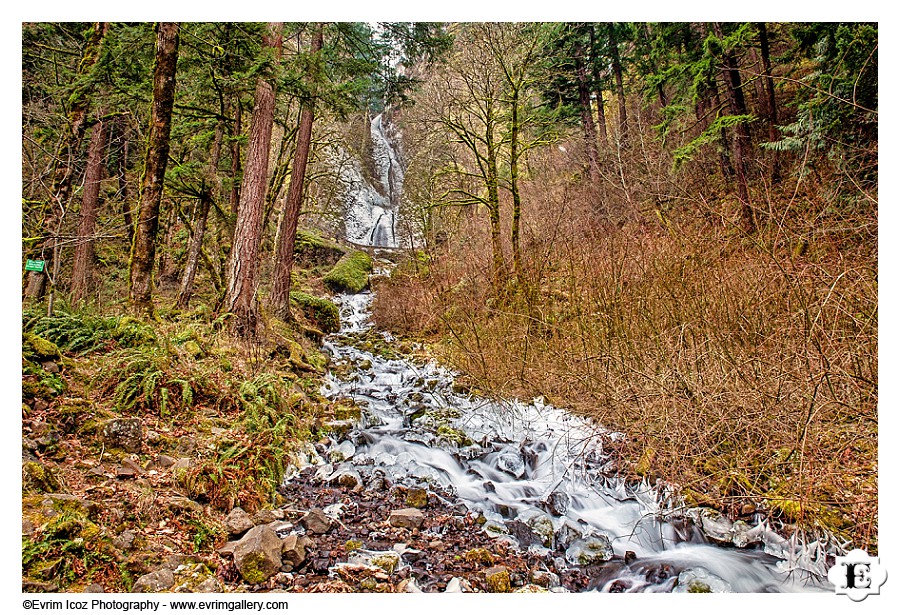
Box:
[333, 111, 403, 248]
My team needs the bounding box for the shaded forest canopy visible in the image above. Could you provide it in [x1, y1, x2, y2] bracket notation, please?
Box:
[21, 21, 876, 593]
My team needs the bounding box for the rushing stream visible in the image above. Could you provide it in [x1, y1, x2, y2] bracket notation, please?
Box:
[288, 111, 840, 593]
[300, 289, 838, 592]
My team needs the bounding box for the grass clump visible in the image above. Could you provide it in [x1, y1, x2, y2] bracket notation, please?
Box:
[323, 250, 373, 294]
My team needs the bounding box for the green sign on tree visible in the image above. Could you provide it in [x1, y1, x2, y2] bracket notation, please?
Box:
[25, 259, 45, 272]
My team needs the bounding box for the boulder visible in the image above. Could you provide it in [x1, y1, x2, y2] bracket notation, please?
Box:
[132, 569, 175, 593]
[301, 508, 333, 534]
[102, 418, 143, 453]
[565, 531, 614, 565]
[232, 525, 283, 584]
[281, 535, 313, 569]
[224, 507, 255, 536]
[388, 508, 425, 529]
[404, 487, 429, 509]
[673, 567, 733, 593]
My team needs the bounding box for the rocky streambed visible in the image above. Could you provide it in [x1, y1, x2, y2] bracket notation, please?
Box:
[214, 285, 840, 593]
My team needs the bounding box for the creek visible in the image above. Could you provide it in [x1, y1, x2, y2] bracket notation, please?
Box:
[292, 111, 839, 593]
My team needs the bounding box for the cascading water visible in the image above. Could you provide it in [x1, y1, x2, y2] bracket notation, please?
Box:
[285, 285, 840, 593]
[334, 112, 403, 248]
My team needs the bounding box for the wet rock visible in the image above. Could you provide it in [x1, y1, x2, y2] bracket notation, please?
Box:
[388, 508, 425, 529]
[225, 507, 254, 536]
[695, 509, 735, 544]
[673, 567, 733, 593]
[565, 531, 613, 565]
[624, 550, 637, 564]
[496, 453, 526, 478]
[553, 520, 583, 549]
[348, 549, 402, 574]
[232, 525, 283, 584]
[329, 468, 362, 489]
[741, 503, 757, 516]
[330, 440, 356, 462]
[540, 492, 570, 516]
[506, 520, 541, 548]
[102, 418, 142, 453]
[405, 487, 429, 509]
[530, 570, 560, 588]
[301, 508, 334, 534]
[445, 577, 474, 593]
[133, 569, 175, 593]
[484, 566, 511, 592]
[731, 520, 760, 548]
[525, 514, 554, 547]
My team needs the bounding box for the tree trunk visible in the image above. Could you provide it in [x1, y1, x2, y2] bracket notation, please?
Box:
[588, 25, 609, 148]
[26, 22, 108, 303]
[116, 123, 134, 245]
[713, 23, 755, 233]
[757, 22, 780, 182]
[573, 33, 601, 186]
[271, 23, 323, 321]
[177, 120, 224, 309]
[608, 23, 628, 147]
[509, 86, 523, 283]
[128, 22, 180, 315]
[486, 128, 506, 289]
[225, 22, 283, 338]
[70, 116, 108, 303]
[230, 100, 242, 216]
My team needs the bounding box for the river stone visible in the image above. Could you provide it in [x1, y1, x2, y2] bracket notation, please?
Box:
[348, 549, 401, 574]
[496, 453, 526, 478]
[696, 509, 735, 544]
[132, 569, 175, 593]
[565, 531, 614, 565]
[731, 520, 760, 548]
[302, 508, 333, 534]
[540, 492, 570, 516]
[506, 520, 541, 548]
[330, 440, 356, 462]
[526, 514, 555, 547]
[232, 525, 283, 584]
[673, 567, 733, 593]
[444, 577, 474, 593]
[225, 507, 254, 535]
[405, 487, 429, 509]
[484, 566, 511, 592]
[281, 534, 313, 569]
[389, 508, 425, 529]
[103, 418, 142, 453]
[252, 508, 283, 525]
[530, 570, 560, 588]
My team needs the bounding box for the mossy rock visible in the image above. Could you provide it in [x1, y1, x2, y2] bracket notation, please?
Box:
[291, 292, 340, 333]
[23, 461, 64, 494]
[436, 424, 472, 447]
[295, 230, 346, 268]
[635, 446, 656, 479]
[323, 251, 373, 294]
[23, 333, 60, 361]
[183, 340, 204, 359]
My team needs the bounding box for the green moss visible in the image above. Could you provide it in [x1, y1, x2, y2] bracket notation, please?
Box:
[295, 230, 346, 267]
[464, 548, 495, 565]
[437, 424, 472, 447]
[291, 292, 340, 333]
[23, 461, 63, 493]
[323, 251, 373, 294]
[345, 539, 363, 551]
[635, 446, 656, 478]
[23, 333, 61, 361]
[238, 552, 273, 584]
[687, 581, 712, 593]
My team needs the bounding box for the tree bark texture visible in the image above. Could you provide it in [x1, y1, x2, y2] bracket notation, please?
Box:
[128, 22, 180, 314]
[588, 25, 609, 148]
[26, 22, 108, 301]
[271, 23, 323, 320]
[70, 116, 107, 303]
[757, 22, 780, 182]
[225, 22, 283, 337]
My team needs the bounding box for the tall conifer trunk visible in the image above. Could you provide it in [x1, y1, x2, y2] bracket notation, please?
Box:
[71, 115, 107, 303]
[129, 22, 180, 314]
[271, 23, 324, 321]
[225, 22, 283, 337]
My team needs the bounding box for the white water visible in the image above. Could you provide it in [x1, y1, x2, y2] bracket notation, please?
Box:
[298, 290, 838, 593]
[331, 112, 402, 248]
